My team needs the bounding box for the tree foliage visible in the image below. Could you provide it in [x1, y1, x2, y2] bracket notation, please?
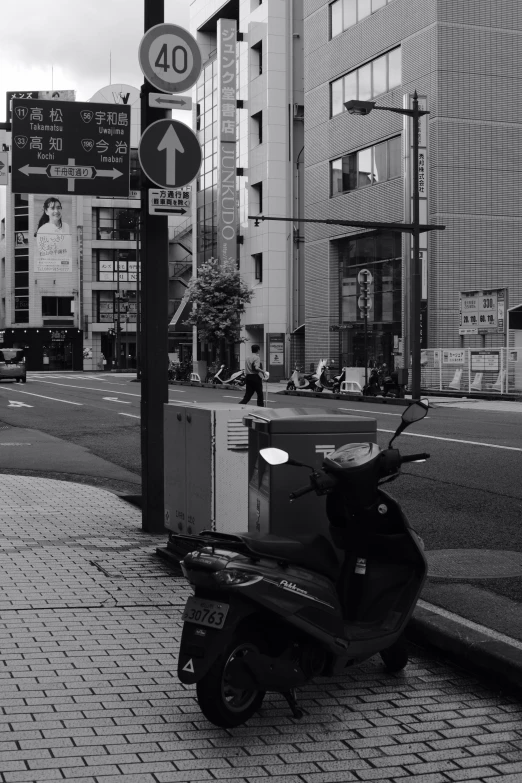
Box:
[184, 258, 254, 345]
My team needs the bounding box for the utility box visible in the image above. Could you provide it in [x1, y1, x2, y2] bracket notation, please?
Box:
[243, 408, 376, 545]
[164, 402, 250, 537]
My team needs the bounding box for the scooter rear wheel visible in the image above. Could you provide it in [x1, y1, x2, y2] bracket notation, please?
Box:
[286, 382, 295, 391]
[196, 633, 266, 728]
[380, 636, 409, 673]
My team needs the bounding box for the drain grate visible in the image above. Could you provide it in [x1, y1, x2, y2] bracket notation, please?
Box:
[427, 549, 522, 580]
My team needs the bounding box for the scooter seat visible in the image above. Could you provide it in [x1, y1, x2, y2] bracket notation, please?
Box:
[238, 533, 339, 578]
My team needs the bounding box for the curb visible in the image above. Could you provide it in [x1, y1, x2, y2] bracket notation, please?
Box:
[278, 389, 409, 406]
[406, 603, 522, 695]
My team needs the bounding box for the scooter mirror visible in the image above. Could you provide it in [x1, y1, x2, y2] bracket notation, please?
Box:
[402, 400, 429, 425]
[260, 447, 289, 466]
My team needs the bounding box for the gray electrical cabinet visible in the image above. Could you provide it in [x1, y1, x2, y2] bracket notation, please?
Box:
[243, 408, 377, 545]
[164, 402, 250, 536]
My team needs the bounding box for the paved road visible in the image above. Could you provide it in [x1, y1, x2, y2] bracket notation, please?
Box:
[0, 373, 521, 610]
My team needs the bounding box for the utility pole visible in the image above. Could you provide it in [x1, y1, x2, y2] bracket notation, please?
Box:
[410, 91, 422, 400]
[140, 0, 169, 533]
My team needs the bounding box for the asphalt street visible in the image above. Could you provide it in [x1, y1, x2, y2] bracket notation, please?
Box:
[0, 372, 520, 611]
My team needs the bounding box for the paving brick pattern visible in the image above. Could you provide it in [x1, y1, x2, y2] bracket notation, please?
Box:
[0, 475, 521, 782]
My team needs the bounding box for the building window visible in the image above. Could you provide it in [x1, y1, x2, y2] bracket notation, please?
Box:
[42, 297, 73, 317]
[94, 207, 139, 241]
[330, 0, 392, 38]
[13, 195, 29, 324]
[253, 253, 263, 282]
[95, 249, 139, 282]
[251, 40, 263, 77]
[251, 181, 263, 214]
[96, 291, 138, 323]
[330, 47, 401, 116]
[331, 135, 400, 195]
[252, 111, 263, 145]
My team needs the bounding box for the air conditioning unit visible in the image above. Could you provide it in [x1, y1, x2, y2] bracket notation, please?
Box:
[293, 104, 304, 120]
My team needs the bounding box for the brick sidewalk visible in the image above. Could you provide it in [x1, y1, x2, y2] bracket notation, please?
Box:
[1, 475, 522, 782]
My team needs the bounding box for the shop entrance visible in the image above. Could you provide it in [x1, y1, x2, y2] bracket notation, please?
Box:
[42, 340, 74, 371]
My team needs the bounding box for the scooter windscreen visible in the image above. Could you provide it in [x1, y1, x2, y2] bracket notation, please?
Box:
[324, 442, 381, 472]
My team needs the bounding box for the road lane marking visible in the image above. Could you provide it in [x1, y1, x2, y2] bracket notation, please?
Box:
[29, 380, 141, 396]
[223, 395, 242, 399]
[340, 407, 401, 417]
[8, 400, 33, 408]
[119, 413, 140, 419]
[378, 428, 522, 452]
[103, 397, 131, 404]
[0, 388, 82, 405]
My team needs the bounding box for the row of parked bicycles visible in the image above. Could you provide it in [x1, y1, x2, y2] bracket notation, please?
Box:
[287, 359, 405, 398]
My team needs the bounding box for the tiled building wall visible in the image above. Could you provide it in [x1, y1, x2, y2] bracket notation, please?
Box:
[304, 0, 522, 364]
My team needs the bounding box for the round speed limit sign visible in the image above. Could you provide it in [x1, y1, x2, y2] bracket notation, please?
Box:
[139, 24, 202, 94]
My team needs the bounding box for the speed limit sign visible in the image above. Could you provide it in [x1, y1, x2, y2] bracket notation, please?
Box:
[139, 24, 202, 94]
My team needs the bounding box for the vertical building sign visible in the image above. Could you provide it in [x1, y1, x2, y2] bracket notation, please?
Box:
[217, 19, 238, 265]
[403, 94, 429, 349]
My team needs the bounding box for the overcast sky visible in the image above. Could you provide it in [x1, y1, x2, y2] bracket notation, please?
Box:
[0, 0, 191, 121]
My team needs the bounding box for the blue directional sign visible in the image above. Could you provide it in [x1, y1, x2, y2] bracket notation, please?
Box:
[11, 99, 131, 196]
[138, 119, 201, 189]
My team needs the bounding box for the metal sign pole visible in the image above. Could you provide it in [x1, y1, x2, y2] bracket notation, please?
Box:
[141, 0, 168, 533]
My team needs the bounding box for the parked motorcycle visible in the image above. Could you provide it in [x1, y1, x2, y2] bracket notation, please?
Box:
[211, 365, 246, 387]
[177, 400, 430, 727]
[315, 359, 345, 393]
[382, 371, 405, 399]
[363, 368, 384, 396]
[286, 365, 313, 391]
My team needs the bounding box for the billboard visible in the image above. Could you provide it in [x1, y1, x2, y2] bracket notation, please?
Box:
[33, 194, 73, 273]
[216, 18, 238, 265]
[459, 289, 507, 335]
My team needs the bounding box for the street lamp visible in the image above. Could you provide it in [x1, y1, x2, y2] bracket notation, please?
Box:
[345, 93, 428, 400]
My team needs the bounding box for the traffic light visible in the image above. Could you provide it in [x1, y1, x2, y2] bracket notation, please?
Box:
[357, 268, 373, 318]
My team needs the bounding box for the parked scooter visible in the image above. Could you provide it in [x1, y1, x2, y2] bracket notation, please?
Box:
[363, 367, 384, 396]
[177, 400, 430, 727]
[383, 370, 405, 399]
[211, 365, 246, 387]
[286, 364, 314, 391]
[315, 360, 345, 393]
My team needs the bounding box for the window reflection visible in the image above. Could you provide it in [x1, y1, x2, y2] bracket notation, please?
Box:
[330, 48, 401, 116]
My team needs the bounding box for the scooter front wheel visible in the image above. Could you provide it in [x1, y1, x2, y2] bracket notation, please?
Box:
[380, 636, 409, 673]
[286, 382, 295, 391]
[196, 633, 266, 728]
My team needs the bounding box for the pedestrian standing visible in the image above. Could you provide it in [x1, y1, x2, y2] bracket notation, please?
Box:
[239, 344, 265, 407]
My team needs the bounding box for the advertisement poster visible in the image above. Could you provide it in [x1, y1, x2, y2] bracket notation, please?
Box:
[33, 194, 72, 273]
[442, 349, 465, 365]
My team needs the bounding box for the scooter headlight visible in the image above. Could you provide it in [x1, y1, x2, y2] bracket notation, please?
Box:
[213, 569, 263, 587]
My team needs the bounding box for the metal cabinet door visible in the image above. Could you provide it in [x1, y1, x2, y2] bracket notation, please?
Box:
[164, 405, 187, 533]
[185, 407, 213, 535]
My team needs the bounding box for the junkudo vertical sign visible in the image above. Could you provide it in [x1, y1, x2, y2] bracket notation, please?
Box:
[217, 18, 237, 265]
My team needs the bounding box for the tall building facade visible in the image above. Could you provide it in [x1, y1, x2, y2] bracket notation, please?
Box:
[303, 0, 522, 371]
[190, 0, 304, 378]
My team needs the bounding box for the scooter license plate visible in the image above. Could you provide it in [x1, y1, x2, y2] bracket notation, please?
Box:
[182, 597, 229, 629]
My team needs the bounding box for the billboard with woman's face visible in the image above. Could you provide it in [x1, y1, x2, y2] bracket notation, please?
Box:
[33, 195, 72, 273]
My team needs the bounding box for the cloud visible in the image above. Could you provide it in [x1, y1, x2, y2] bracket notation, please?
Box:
[0, 0, 191, 114]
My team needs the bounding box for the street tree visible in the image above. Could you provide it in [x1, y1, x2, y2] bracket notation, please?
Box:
[184, 258, 254, 361]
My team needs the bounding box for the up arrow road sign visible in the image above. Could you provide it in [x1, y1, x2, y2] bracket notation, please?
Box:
[148, 93, 192, 111]
[138, 119, 201, 189]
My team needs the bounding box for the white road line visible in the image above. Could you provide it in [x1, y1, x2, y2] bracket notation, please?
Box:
[0, 388, 82, 405]
[119, 413, 140, 419]
[30, 380, 141, 397]
[378, 428, 522, 452]
[223, 395, 242, 399]
[340, 407, 402, 417]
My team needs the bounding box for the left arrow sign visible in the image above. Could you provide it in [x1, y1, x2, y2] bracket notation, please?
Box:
[19, 164, 47, 176]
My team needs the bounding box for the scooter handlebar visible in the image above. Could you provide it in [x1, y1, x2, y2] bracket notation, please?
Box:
[289, 484, 314, 501]
[401, 452, 430, 463]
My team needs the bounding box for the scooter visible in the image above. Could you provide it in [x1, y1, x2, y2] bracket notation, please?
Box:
[177, 400, 430, 728]
[363, 368, 384, 396]
[210, 366, 246, 387]
[315, 360, 344, 393]
[286, 365, 313, 391]
[383, 371, 405, 399]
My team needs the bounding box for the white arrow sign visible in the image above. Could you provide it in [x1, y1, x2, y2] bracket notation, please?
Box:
[157, 125, 184, 186]
[103, 397, 131, 404]
[8, 400, 33, 408]
[149, 93, 192, 111]
[96, 168, 124, 179]
[19, 164, 47, 176]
